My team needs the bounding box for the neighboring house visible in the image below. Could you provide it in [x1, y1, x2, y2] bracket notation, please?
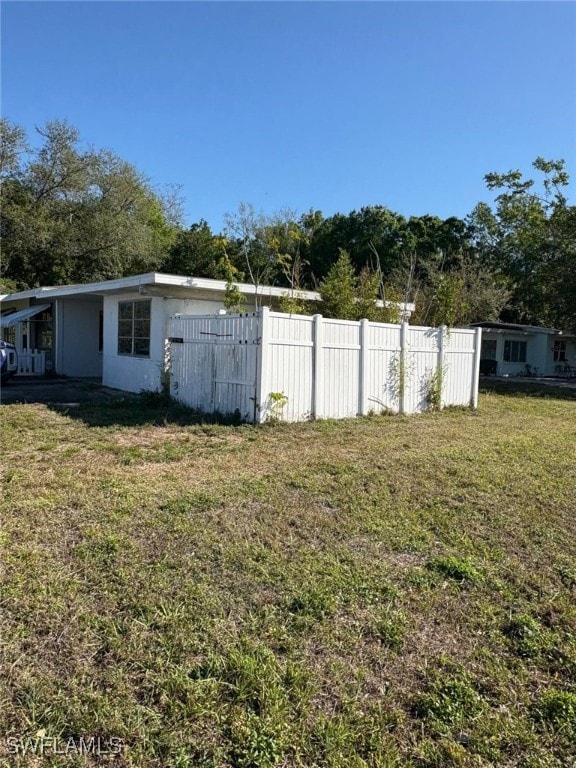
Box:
[471, 322, 576, 378]
[0, 272, 415, 392]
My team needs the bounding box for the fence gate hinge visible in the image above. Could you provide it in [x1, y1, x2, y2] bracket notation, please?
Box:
[169, 337, 184, 343]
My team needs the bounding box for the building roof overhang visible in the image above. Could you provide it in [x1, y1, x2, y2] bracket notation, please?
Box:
[0, 273, 416, 314]
[0, 304, 51, 327]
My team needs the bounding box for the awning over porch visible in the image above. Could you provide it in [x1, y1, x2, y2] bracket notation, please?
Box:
[0, 304, 50, 328]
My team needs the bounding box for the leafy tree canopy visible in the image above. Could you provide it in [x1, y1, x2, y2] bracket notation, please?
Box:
[468, 157, 575, 331]
[1, 118, 182, 290]
[160, 219, 230, 280]
[318, 249, 403, 322]
[2, 121, 568, 333]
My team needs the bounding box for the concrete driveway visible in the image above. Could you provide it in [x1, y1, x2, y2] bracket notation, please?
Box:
[0, 377, 124, 405]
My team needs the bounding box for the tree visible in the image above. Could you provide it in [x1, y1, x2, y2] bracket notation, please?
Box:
[223, 203, 275, 308]
[222, 256, 246, 313]
[317, 249, 358, 319]
[468, 157, 576, 331]
[308, 205, 408, 282]
[0, 118, 27, 178]
[307, 206, 474, 304]
[317, 248, 408, 323]
[409, 252, 510, 327]
[0, 119, 181, 289]
[223, 204, 308, 307]
[160, 219, 230, 279]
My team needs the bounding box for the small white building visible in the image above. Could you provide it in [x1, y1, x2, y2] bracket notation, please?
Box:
[0, 272, 415, 392]
[472, 322, 576, 378]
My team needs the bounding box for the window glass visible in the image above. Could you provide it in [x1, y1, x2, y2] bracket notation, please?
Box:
[32, 308, 53, 350]
[117, 300, 151, 357]
[133, 338, 150, 356]
[553, 341, 566, 362]
[36, 324, 52, 349]
[134, 302, 150, 319]
[119, 302, 133, 320]
[481, 339, 497, 358]
[504, 340, 527, 363]
[134, 319, 150, 337]
[518, 343, 527, 363]
[118, 337, 133, 355]
[118, 319, 133, 338]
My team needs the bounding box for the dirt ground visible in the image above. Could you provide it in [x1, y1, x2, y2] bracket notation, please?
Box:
[0, 377, 124, 406]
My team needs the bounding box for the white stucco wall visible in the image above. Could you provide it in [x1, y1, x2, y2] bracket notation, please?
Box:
[102, 294, 250, 393]
[56, 299, 103, 377]
[497, 333, 537, 376]
[530, 333, 550, 376]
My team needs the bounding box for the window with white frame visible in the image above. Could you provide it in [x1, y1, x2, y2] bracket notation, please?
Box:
[503, 339, 527, 363]
[553, 340, 567, 362]
[117, 300, 151, 357]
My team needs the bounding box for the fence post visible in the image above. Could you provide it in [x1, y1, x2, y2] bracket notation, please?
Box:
[399, 321, 408, 414]
[255, 306, 270, 423]
[312, 314, 323, 419]
[471, 326, 482, 409]
[359, 319, 369, 415]
[437, 325, 446, 410]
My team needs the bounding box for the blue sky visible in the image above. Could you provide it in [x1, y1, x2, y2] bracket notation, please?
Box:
[2, 1, 575, 231]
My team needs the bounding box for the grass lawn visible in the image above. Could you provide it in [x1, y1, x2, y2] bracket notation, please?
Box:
[1, 386, 575, 767]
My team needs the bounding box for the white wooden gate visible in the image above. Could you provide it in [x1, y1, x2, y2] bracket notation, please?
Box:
[169, 313, 261, 421]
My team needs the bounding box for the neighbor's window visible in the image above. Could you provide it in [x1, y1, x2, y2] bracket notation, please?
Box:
[481, 339, 497, 359]
[117, 300, 151, 357]
[503, 340, 527, 363]
[553, 340, 567, 362]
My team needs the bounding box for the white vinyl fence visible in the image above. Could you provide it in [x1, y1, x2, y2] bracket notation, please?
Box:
[169, 308, 482, 423]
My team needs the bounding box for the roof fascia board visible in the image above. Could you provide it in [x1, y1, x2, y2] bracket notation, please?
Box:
[480, 328, 537, 336]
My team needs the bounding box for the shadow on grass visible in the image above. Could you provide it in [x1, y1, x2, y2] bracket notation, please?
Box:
[479, 377, 576, 401]
[48, 391, 247, 428]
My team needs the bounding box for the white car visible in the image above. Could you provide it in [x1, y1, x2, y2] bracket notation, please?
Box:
[0, 341, 18, 384]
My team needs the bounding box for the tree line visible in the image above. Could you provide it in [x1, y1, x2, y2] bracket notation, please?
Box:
[1, 119, 574, 331]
